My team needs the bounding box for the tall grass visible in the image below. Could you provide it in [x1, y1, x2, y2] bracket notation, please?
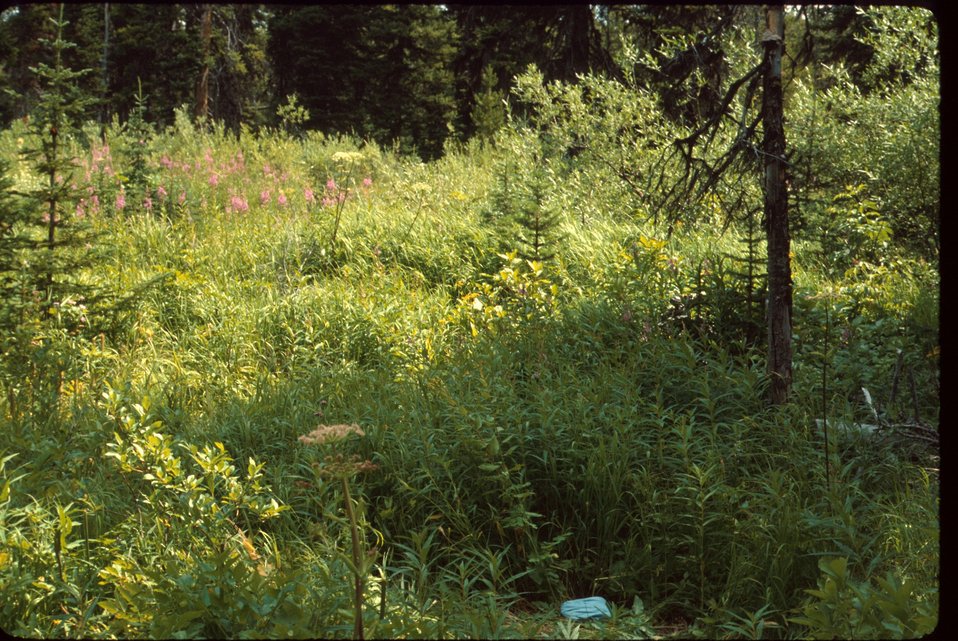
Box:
[0, 118, 938, 638]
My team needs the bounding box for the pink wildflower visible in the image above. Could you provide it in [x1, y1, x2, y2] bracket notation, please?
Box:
[363, 177, 372, 188]
[179, 191, 186, 204]
[115, 191, 126, 211]
[326, 178, 336, 190]
[156, 185, 168, 200]
[304, 187, 316, 203]
[92, 144, 110, 165]
[260, 190, 271, 205]
[204, 148, 214, 165]
[143, 197, 153, 211]
[229, 195, 249, 213]
[278, 192, 288, 206]
[160, 155, 174, 169]
[90, 194, 100, 212]
[75, 202, 85, 219]
[209, 173, 219, 186]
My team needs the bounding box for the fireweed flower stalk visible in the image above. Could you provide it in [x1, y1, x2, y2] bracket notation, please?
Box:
[298, 423, 378, 640]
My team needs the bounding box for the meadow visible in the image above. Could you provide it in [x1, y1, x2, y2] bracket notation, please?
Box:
[0, 65, 940, 639]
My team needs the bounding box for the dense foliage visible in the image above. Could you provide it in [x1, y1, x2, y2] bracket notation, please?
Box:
[0, 5, 939, 639]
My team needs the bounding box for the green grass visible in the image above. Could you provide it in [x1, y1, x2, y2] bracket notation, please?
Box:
[0, 119, 939, 639]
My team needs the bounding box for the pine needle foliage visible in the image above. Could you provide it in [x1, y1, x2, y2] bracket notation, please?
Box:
[514, 165, 563, 262]
[18, 4, 95, 307]
[487, 148, 564, 263]
[727, 205, 766, 345]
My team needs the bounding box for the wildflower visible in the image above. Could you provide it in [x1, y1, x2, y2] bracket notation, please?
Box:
[204, 148, 214, 165]
[229, 195, 249, 213]
[260, 190, 271, 205]
[143, 196, 153, 211]
[326, 178, 336, 190]
[90, 194, 100, 213]
[311, 454, 378, 478]
[115, 190, 126, 211]
[209, 173, 219, 187]
[156, 185, 168, 200]
[354, 459, 379, 473]
[92, 144, 110, 164]
[160, 155, 174, 169]
[75, 202, 85, 219]
[304, 187, 316, 203]
[362, 177, 372, 188]
[298, 423, 364, 446]
[278, 192, 288, 206]
[178, 191, 187, 204]
[263, 163, 273, 177]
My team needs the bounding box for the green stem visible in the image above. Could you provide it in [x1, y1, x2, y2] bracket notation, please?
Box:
[342, 476, 364, 640]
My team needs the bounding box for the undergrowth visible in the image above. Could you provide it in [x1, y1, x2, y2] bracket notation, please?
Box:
[0, 78, 939, 638]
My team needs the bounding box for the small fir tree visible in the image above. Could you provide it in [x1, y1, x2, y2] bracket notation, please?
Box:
[470, 65, 507, 142]
[727, 206, 767, 345]
[515, 165, 563, 263]
[124, 78, 155, 211]
[20, 3, 94, 301]
[5, 4, 114, 419]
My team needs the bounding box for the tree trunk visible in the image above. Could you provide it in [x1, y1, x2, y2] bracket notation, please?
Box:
[762, 5, 792, 404]
[194, 4, 213, 121]
[99, 3, 110, 129]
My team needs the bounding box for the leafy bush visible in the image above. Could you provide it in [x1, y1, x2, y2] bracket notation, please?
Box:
[791, 556, 937, 639]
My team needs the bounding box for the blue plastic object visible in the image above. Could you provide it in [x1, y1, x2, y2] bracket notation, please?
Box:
[560, 596, 612, 620]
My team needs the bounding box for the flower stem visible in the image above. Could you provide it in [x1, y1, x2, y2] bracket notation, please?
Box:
[342, 476, 365, 640]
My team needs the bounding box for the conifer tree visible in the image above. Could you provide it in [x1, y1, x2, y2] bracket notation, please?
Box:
[6, 4, 108, 419]
[21, 3, 93, 306]
[470, 65, 507, 143]
[513, 163, 563, 263]
[0, 158, 25, 330]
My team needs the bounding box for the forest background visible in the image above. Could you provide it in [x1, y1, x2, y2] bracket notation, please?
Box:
[0, 4, 940, 639]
